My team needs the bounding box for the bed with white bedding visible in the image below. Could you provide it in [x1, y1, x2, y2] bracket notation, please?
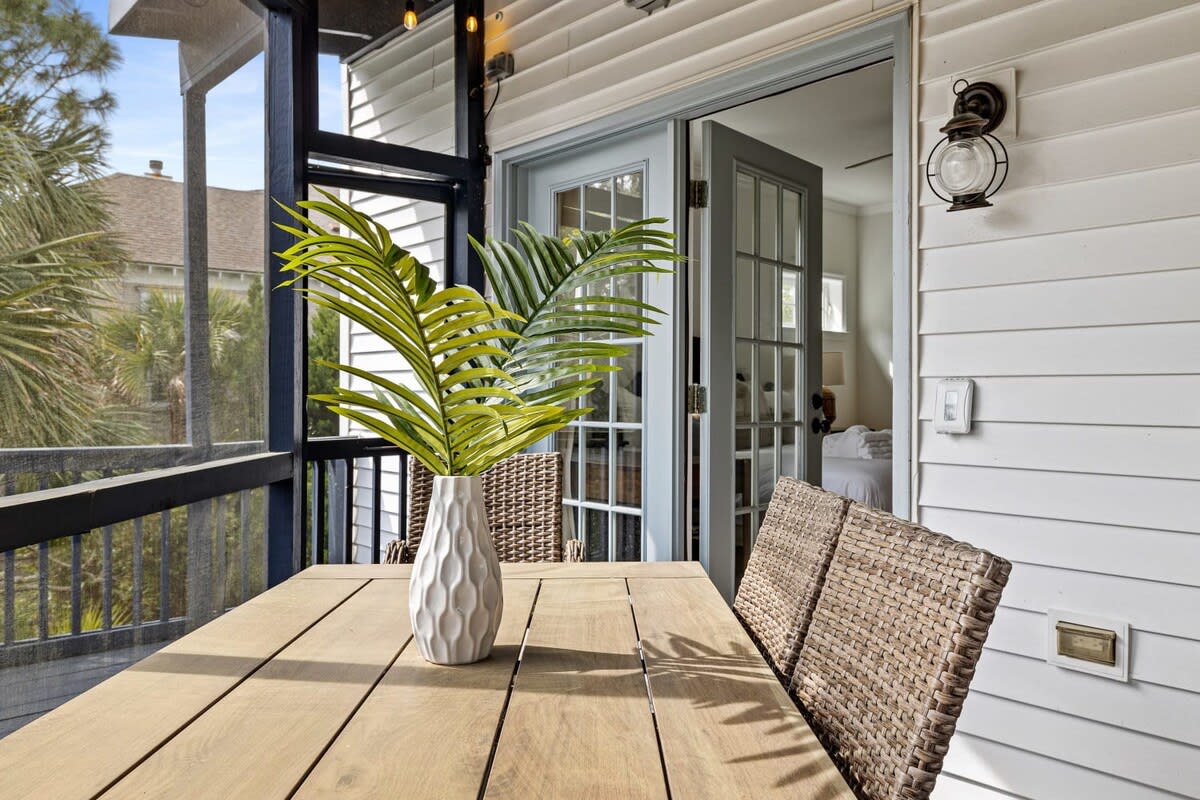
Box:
[821, 456, 892, 511]
[752, 443, 893, 512]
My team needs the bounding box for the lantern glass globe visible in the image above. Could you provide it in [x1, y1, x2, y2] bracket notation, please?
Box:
[933, 138, 994, 196]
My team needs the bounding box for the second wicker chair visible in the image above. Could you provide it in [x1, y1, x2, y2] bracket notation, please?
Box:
[732, 477, 850, 682]
[790, 502, 1011, 800]
[385, 452, 583, 564]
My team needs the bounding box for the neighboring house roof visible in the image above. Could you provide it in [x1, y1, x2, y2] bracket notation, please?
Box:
[96, 172, 263, 273]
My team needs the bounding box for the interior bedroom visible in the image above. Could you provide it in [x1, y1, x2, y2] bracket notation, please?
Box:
[691, 58, 898, 578]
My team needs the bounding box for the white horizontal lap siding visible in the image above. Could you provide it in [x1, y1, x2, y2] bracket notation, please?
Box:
[917, 0, 1200, 796]
[350, 0, 1200, 794]
[344, 7, 455, 553]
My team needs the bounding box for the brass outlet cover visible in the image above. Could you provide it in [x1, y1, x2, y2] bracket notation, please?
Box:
[1055, 621, 1116, 666]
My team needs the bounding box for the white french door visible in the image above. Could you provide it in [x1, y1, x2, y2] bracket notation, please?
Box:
[522, 122, 678, 562]
[698, 122, 824, 601]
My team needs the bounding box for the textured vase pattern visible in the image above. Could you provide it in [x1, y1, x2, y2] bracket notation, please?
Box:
[408, 475, 504, 665]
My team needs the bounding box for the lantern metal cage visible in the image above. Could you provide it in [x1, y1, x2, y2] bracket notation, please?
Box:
[926, 79, 1010, 212]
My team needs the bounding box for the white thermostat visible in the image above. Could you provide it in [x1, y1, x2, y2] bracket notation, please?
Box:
[933, 378, 974, 434]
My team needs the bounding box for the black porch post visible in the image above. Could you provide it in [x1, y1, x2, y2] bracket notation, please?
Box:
[264, 4, 312, 586]
[450, 0, 486, 292]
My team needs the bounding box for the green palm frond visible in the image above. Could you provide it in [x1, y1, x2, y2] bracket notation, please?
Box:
[470, 219, 683, 405]
[277, 189, 585, 476]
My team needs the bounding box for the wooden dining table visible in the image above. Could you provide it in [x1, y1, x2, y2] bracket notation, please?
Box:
[0, 562, 853, 799]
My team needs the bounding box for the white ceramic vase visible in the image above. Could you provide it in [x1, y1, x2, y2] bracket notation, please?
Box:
[408, 475, 504, 665]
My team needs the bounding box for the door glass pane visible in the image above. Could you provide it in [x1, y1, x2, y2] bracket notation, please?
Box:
[615, 515, 641, 561]
[756, 428, 776, 506]
[584, 178, 613, 232]
[782, 189, 801, 265]
[615, 171, 643, 227]
[586, 509, 609, 562]
[735, 342, 755, 424]
[556, 187, 581, 237]
[585, 429, 609, 503]
[558, 428, 579, 500]
[736, 256, 755, 338]
[781, 347, 800, 425]
[736, 172, 755, 254]
[781, 269, 799, 343]
[615, 345, 642, 423]
[759, 346, 777, 423]
[759, 181, 778, 261]
[758, 262, 777, 340]
[564, 506, 578, 547]
[615, 430, 641, 508]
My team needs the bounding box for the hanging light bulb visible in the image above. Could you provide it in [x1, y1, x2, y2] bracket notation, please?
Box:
[403, 0, 418, 30]
[465, 14, 479, 33]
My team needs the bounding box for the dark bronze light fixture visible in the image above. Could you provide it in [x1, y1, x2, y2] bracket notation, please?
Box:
[926, 80, 1009, 212]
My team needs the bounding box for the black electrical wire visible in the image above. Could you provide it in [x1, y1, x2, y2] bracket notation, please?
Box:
[483, 77, 502, 123]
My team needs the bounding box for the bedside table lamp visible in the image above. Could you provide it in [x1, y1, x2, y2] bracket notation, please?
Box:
[821, 351, 845, 429]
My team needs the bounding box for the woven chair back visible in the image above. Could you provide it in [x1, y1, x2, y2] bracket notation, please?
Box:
[790, 502, 1011, 800]
[393, 453, 567, 563]
[732, 477, 850, 681]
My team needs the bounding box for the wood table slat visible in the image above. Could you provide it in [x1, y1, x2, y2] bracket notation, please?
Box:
[628, 577, 855, 800]
[99, 579, 410, 800]
[297, 562, 709, 580]
[483, 579, 667, 799]
[293, 579, 539, 799]
[0, 577, 366, 800]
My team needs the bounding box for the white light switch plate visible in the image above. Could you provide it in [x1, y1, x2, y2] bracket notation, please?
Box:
[1047, 609, 1129, 682]
[933, 378, 973, 434]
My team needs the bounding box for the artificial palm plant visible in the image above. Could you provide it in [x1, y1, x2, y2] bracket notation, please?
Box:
[276, 189, 679, 476]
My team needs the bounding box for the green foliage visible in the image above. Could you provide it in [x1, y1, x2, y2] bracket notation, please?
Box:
[99, 285, 264, 442]
[277, 190, 592, 476]
[306, 305, 341, 437]
[0, 0, 131, 447]
[471, 220, 683, 407]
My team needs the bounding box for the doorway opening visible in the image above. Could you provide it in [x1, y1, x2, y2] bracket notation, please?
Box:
[687, 60, 900, 587]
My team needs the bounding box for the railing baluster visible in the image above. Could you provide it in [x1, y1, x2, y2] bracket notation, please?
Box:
[132, 517, 144, 628]
[159, 510, 170, 623]
[315, 461, 327, 565]
[398, 454, 407, 548]
[70, 534, 82, 635]
[3, 549, 14, 645]
[102, 524, 113, 630]
[239, 490, 250, 604]
[214, 496, 227, 615]
[371, 454, 382, 564]
[344, 457, 354, 564]
[101, 469, 113, 631]
[37, 540, 49, 640]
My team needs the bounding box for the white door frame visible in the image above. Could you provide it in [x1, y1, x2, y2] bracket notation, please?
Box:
[491, 11, 914, 558]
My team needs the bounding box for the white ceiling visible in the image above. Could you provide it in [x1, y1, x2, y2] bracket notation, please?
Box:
[705, 60, 894, 209]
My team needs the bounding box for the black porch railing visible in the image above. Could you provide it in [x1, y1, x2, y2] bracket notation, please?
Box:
[303, 437, 409, 566]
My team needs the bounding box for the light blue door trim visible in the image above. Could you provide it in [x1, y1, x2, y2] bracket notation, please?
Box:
[492, 11, 915, 564]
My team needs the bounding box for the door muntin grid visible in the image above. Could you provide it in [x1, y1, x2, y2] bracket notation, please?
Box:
[733, 167, 807, 585]
[553, 169, 646, 562]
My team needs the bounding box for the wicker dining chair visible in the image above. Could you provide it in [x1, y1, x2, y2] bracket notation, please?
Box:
[790, 502, 1011, 800]
[384, 452, 583, 564]
[732, 477, 850, 682]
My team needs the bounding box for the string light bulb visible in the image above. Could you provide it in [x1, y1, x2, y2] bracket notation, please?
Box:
[403, 0, 418, 30]
[465, 14, 478, 33]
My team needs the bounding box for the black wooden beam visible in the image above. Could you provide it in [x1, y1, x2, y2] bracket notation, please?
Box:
[306, 165, 455, 205]
[309, 130, 473, 183]
[265, 5, 310, 587]
[450, 0, 486, 291]
[0, 453, 292, 552]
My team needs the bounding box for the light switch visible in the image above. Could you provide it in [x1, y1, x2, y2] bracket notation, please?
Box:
[933, 378, 974, 434]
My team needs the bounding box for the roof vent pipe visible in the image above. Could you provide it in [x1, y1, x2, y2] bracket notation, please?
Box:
[145, 159, 167, 178]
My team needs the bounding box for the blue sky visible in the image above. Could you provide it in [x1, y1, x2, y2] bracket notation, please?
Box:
[76, 1, 342, 190]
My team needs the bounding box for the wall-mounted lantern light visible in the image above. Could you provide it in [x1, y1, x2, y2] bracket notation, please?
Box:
[403, 0, 418, 30]
[926, 80, 1009, 212]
